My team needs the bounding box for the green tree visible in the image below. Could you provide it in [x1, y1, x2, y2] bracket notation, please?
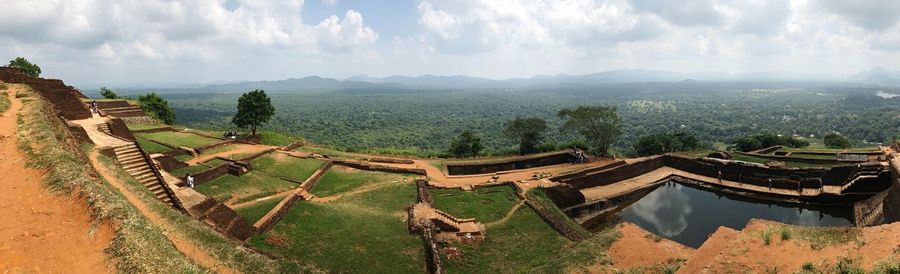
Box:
[232, 89, 275, 137]
[824, 132, 850, 149]
[449, 130, 483, 158]
[100, 87, 119, 99]
[504, 117, 548, 155]
[558, 106, 622, 157]
[732, 136, 763, 152]
[138, 93, 176, 124]
[633, 132, 703, 156]
[8, 57, 41, 77]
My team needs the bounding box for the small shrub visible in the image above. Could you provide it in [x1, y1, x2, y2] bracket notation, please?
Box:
[762, 228, 774, 245]
[833, 257, 865, 274]
[801, 262, 815, 272]
[780, 227, 792, 241]
[645, 233, 663, 242]
[0, 83, 7, 90]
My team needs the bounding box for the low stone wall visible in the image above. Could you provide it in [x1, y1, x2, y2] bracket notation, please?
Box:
[552, 160, 627, 183]
[253, 193, 301, 234]
[279, 141, 304, 151]
[131, 126, 175, 134]
[120, 116, 154, 124]
[191, 164, 230, 185]
[196, 140, 235, 154]
[446, 151, 577, 175]
[189, 200, 254, 241]
[333, 159, 426, 175]
[562, 156, 665, 189]
[524, 191, 588, 242]
[369, 157, 415, 164]
[238, 148, 275, 162]
[298, 161, 333, 190]
[422, 225, 445, 274]
[416, 179, 434, 205]
[155, 154, 188, 171]
[106, 118, 136, 141]
[95, 100, 131, 109]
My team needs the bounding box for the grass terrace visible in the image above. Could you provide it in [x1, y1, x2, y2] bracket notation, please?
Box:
[440, 205, 620, 273]
[195, 172, 297, 204]
[249, 183, 425, 273]
[202, 158, 229, 167]
[294, 145, 369, 160]
[136, 136, 173, 154]
[309, 166, 412, 197]
[732, 153, 836, 168]
[431, 185, 521, 223]
[170, 164, 212, 177]
[250, 153, 325, 181]
[137, 131, 221, 148]
[126, 122, 168, 131]
[235, 198, 283, 224]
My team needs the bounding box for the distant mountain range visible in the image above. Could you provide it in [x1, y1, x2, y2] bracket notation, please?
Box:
[196, 68, 899, 91]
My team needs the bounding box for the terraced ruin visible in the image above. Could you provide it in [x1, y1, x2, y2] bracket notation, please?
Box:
[2, 66, 900, 273]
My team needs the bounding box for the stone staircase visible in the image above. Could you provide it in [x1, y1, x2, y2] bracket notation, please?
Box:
[103, 105, 147, 117]
[113, 143, 178, 207]
[98, 122, 111, 136]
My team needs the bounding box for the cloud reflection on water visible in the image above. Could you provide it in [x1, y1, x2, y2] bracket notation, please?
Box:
[623, 183, 692, 237]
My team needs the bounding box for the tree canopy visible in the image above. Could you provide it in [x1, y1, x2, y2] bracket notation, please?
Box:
[8, 57, 41, 77]
[730, 133, 808, 152]
[633, 132, 704, 156]
[138, 93, 176, 124]
[824, 132, 850, 149]
[449, 130, 483, 158]
[232, 89, 275, 136]
[100, 87, 120, 99]
[558, 106, 622, 157]
[504, 117, 548, 155]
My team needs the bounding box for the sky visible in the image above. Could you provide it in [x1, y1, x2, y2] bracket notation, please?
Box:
[2, 0, 900, 86]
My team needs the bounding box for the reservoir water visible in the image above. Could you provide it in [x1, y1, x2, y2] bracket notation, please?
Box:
[603, 182, 853, 248]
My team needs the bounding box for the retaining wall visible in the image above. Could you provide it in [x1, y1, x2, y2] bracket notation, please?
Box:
[155, 154, 188, 171]
[333, 159, 426, 175]
[253, 193, 301, 234]
[65, 122, 93, 144]
[106, 118, 135, 141]
[189, 200, 255, 241]
[446, 151, 577, 175]
[131, 126, 176, 134]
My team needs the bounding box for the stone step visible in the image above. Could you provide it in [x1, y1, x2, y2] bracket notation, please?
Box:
[119, 157, 145, 166]
[116, 150, 141, 157]
[122, 161, 148, 170]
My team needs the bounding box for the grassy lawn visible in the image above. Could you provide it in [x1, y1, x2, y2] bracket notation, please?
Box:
[294, 146, 368, 160]
[529, 189, 592, 239]
[137, 131, 221, 148]
[194, 172, 297, 204]
[249, 183, 425, 273]
[431, 185, 520, 223]
[788, 153, 836, 160]
[175, 154, 193, 162]
[309, 167, 411, 197]
[126, 123, 167, 131]
[136, 136, 173, 154]
[258, 131, 299, 147]
[235, 198, 282, 224]
[732, 153, 771, 164]
[441, 205, 620, 273]
[199, 144, 241, 156]
[251, 153, 325, 181]
[202, 158, 228, 167]
[170, 164, 211, 177]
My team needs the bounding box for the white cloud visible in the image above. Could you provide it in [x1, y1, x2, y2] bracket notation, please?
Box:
[2, 0, 900, 85]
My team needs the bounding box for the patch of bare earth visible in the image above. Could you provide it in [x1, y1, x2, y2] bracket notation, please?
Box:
[594, 222, 694, 272]
[0, 88, 114, 272]
[698, 219, 900, 273]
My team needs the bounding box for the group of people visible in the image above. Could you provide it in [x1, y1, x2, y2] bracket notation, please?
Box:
[223, 130, 239, 139]
[572, 148, 590, 163]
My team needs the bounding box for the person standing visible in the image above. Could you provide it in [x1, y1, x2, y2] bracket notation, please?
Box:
[186, 173, 195, 188]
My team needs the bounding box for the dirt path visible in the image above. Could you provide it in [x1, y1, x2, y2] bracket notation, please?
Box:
[0, 88, 115, 272]
[485, 201, 526, 228]
[186, 143, 272, 165]
[88, 150, 237, 274]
